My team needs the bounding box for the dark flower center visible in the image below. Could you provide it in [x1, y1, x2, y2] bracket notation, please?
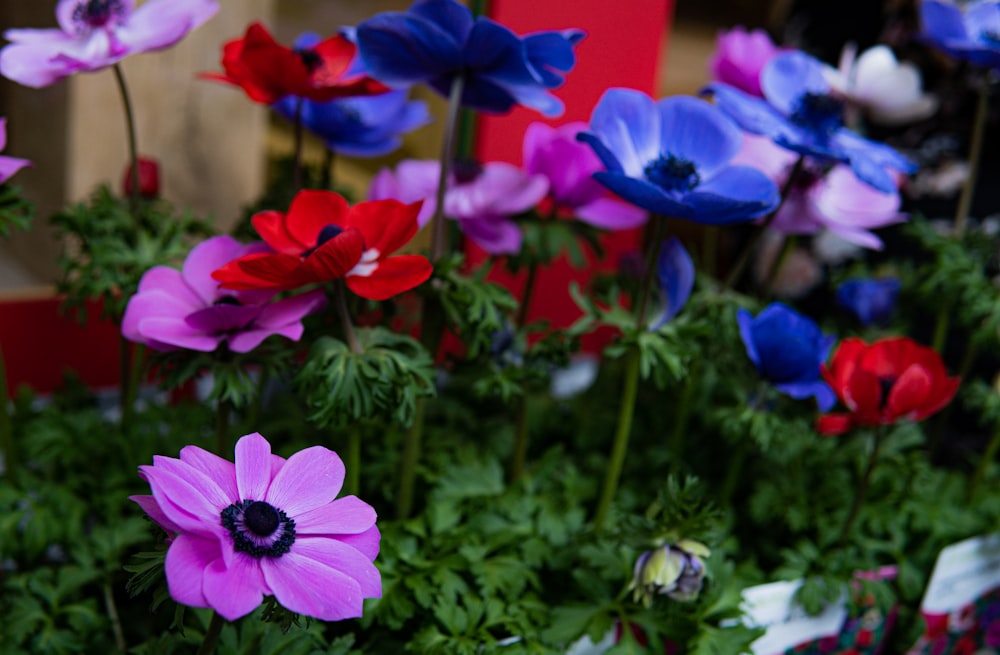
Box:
[316, 224, 344, 247]
[644, 154, 700, 193]
[295, 48, 323, 72]
[878, 377, 896, 408]
[214, 295, 241, 306]
[72, 0, 124, 29]
[791, 92, 844, 136]
[221, 499, 296, 558]
[452, 159, 484, 184]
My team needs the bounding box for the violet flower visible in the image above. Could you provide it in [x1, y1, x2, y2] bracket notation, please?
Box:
[0, 0, 219, 88]
[131, 432, 381, 621]
[0, 119, 30, 184]
[921, 0, 1000, 69]
[703, 51, 916, 193]
[122, 235, 326, 353]
[523, 121, 646, 230]
[836, 277, 901, 326]
[708, 26, 781, 97]
[368, 159, 548, 254]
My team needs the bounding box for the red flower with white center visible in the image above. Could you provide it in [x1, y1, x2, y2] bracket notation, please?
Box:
[201, 22, 387, 104]
[212, 190, 432, 301]
[816, 337, 959, 436]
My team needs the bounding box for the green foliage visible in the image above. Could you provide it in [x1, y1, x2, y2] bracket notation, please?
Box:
[435, 253, 519, 357]
[0, 182, 34, 236]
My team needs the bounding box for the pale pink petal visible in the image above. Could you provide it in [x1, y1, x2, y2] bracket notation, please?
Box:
[261, 552, 365, 621]
[136, 266, 202, 304]
[457, 216, 523, 255]
[226, 327, 296, 353]
[130, 494, 184, 534]
[150, 455, 233, 510]
[141, 467, 219, 536]
[182, 236, 252, 305]
[368, 161, 438, 227]
[292, 536, 381, 598]
[116, 0, 219, 53]
[165, 534, 220, 609]
[0, 154, 31, 184]
[134, 317, 222, 352]
[575, 196, 648, 230]
[202, 553, 267, 621]
[0, 42, 78, 87]
[265, 446, 345, 517]
[294, 496, 377, 535]
[335, 525, 381, 561]
[179, 446, 238, 502]
[235, 433, 272, 501]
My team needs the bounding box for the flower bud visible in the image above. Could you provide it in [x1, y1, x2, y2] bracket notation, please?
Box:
[122, 157, 160, 199]
[630, 539, 710, 606]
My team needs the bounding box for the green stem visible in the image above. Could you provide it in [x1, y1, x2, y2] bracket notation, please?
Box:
[954, 79, 990, 237]
[216, 399, 231, 457]
[969, 421, 1000, 502]
[292, 96, 305, 192]
[931, 309, 950, 355]
[112, 64, 140, 210]
[346, 427, 362, 497]
[635, 219, 669, 327]
[396, 399, 424, 519]
[593, 349, 640, 531]
[430, 75, 466, 261]
[196, 612, 226, 655]
[0, 344, 16, 488]
[837, 430, 884, 546]
[103, 582, 126, 653]
[508, 393, 531, 481]
[725, 156, 804, 289]
[516, 261, 539, 328]
[334, 282, 361, 354]
[667, 362, 697, 465]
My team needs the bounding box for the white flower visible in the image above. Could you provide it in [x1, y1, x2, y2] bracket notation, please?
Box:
[826, 44, 938, 126]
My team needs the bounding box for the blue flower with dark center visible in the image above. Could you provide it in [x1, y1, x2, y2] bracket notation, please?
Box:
[577, 89, 780, 224]
[355, 0, 584, 116]
[702, 51, 916, 194]
[737, 303, 837, 410]
[920, 1, 1000, 69]
[836, 277, 901, 326]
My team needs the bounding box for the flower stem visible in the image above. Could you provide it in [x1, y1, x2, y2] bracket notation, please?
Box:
[334, 282, 361, 354]
[103, 582, 126, 653]
[216, 398, 231, 457]
[837, 429, 884, 546]
[0, 344, 15, 488]
[430, 75, 465, 261]
[346, 427, 362, 497]
[762, 234, 797, 297]
[508, 393, 531, 482]
[196, 612, 225, 655]
[292, 96, 305, 192]
[112, 64, 140, 210]
[396, 399, 424, 519]
[968, 420, 1000, 503]
[724, 156, 804, 289]
[954, 78, 990, 237]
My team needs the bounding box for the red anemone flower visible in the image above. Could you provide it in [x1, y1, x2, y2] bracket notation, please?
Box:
[201, 22, 388, 104]
[816, 337, 960, 435]
[212, 190, 432, 301]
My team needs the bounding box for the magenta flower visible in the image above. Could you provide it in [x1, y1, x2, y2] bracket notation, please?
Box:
[122, 235, 326, 353]
[0, 0, 219, 88]
[131, 432, 381, 621]
[733, 134, 904, 248]
[523, 121, 646, 230]
[0, 119, 30, 184]
[708, 27, 781, 97]
[369, 159, 548, 254]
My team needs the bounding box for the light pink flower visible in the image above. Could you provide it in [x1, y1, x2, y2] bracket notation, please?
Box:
[131, 432, 381, 621]
[0, 118, 30, 184]
[708, 27, 782, 97]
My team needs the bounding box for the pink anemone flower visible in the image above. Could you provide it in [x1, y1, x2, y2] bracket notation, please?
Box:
[0, 118, 30, 184]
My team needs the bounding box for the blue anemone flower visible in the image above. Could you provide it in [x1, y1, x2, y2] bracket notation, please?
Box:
[703, 51, 917, 194]
[920, 0, 1000, 69]
[737, 303, 836, 410]
[576, 89, 780, 224]
[355, 0, 584, 116]
[836, 277, 901, 326]
[649, 238, 695, 331]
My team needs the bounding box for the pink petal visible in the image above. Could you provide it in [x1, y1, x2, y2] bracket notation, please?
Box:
[226, 327, 295, 354]
[130, 494, 184, 534]
[261, 552, 365, 621]
[294, 496, 377, 536]
[253, 289, 327, 329]
[292, 536, 381, 598]
[368, 161, 438, 227]
[165, 534, 220, 609]
[235, 433, 272, 501]
[458, 216, 523, 255]
[151, 455, 233, 510]
[134, 317, 222, 352]
[182, 236, 252, 305]
[336, 525, 381, 561]
[265, 446, 345, 517]
[116, 0, 219, 54]
[179, 446, 238, 502]
[0, 42, 79, 88]
[141, 467, 219, 536]
[136, 266, 202, 303]
[575, 197, 648, 230]
[202, 553, 267, 621]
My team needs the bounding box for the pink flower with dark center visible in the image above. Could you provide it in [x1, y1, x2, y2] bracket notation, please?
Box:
[131, 432, 381, 621]
[368, 158, 548, 255]
[0, 0, 219, 88]
[122, 235, 326, 353]
[522, 121, 646, 229]
[0, 118, 30, 184]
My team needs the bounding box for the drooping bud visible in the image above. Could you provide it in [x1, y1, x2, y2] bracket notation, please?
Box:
[122, 157, 160, 199]
[630, 539, 710, 606]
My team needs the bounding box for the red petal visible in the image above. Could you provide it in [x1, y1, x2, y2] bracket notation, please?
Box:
[816, 413, 854, 436]
[844, 369, 882, 421]
[886, 364, 933, 420]
[917, 375, 961, 421]
[860, 337, 914, 379]
[346, 255, 432, 301]
[285, 191, 351, 249]
[303, 228, 366, 282]
[238, 23, 311, 101]
[344, 199, 422, 256]
[252, 210, 307, 255]
[311, 34, 358, 82]
[231, 253, 314, 291]
[826, 338, 867, 394]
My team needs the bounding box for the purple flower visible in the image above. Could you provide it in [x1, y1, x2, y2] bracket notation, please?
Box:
[708, 27, 782, 97]
[523, 121, 646, 230]
[577, 89, 780, 224]
[0, 119, 30, 184]
[649, 238, 694, 330]
[836, 278, 901, 326]
[703, 51, 917, 193]
[920, 1, 1000, 70]
[368, 159, 548, 254]
[0, 0, 219, 88]
[630, 540, 710, 606]
[737, 303, 837, 410]
[122, 235, 326, 353]
[131, 432, 381, 621]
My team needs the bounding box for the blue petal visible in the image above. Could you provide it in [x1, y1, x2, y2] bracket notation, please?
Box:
[760, 51, 829, 117]
[292, 32, 322, 50]
[750, 303, 826, 383]
[702, 83, 800, 144]
[657, 96, 742, 177]
[683, 165, 780, 224]
[576, 131, 625, 174]
[920, 0, 968, 45]
[967, 1, 1000, 42]
[587, 88, 660, 178]
[451, 73, 518, 114]
[775, 380, 837, 411]
[357, 12, 463, 87]
[736, 308, 759, 369]
[836, 278, 900, 326]
[502, 84, 565, 117]
[409, 0, 474, 43]
[649, 237, 695, 330]
[592, 172, 693, 218]
[465, 19, 535, 85]
[523, 30, 581, 87]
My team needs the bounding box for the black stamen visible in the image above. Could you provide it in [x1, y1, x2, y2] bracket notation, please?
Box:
[452, 159, 484, 184]
[295, 48, 323, 72]
[214, 296, 241, 306]
[317, 224, 344, 246]
[791, 92, 844, 136]
[878, 377, 896, 407]
[644, 154, 700, 192]
[72, 0, 123, 28]
[221, 500, 296, 558]
[243, 501, 280, 536]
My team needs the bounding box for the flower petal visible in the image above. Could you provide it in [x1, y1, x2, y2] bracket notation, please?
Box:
[649, 237, 694, 329]
[294, 495, 378, 535]
[235, 432, 273, 502]
[179, 446, 239, 502]
[886, 364, 933, 419]
[356, 11, 463, 86]
[586, 88, 660, 178]
[284, 190, 351, 248]
[575, 196, 648, 230]
[266, 446, 345, 517]
[345, 254, 432, 300]
[202, 553, 266, 621]
[165, 534, 220, 609]
[683, 165, 780, 224]
[261, 551, 364, 621]
[816, 413, 853, 435]
[292, 536, 381, 598]
[592, 172, 692, 218]
[657, 96, 743, 177]
[760, 51, 830, 116]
